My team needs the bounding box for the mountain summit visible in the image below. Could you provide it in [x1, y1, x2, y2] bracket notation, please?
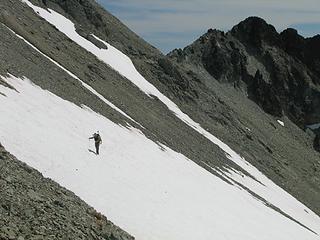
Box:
[231, 16, 280, 47]
[169, 16, 320, 132]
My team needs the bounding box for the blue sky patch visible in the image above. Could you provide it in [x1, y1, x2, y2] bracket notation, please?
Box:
[97, 0, 320, 53]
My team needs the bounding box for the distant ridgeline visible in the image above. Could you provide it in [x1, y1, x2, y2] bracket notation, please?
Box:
[168, 17, 320, 152]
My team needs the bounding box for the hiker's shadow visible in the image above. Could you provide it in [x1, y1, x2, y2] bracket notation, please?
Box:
[88, 149, 97, 155]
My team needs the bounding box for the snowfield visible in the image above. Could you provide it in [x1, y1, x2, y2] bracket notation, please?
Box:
[1, 75, 320, 240]
[0, 0, 318, 239]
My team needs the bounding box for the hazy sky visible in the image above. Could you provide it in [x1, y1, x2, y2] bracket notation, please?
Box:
[97, 0, 320, 53]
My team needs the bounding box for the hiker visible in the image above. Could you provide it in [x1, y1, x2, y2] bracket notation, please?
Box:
[89, 131, 102, 155]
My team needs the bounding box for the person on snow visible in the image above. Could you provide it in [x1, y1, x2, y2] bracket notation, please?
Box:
[89, 131, 102, 155]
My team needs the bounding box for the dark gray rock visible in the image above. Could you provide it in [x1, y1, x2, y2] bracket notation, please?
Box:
[314, 129, 320, 152]
[169, 16, 320, 135]
[247, 70, 282, 117]
[231, 16, 280, 49]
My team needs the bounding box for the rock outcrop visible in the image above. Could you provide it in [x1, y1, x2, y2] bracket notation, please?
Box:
[168, 16, 320, 150]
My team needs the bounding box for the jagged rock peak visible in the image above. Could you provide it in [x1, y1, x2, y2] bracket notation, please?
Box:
[167, 15, 320, 137]
[280, 28, 305, 60]
[231, 16, 280, 46]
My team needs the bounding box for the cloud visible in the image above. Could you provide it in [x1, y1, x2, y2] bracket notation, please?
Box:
[97, 0, 320, 53]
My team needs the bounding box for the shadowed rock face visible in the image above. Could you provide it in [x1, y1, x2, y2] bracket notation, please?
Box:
[313, 128, 320, 152]
[281, 29, 320, 84]
[168, 16, 320, 149]
[231, 17, 280, 49]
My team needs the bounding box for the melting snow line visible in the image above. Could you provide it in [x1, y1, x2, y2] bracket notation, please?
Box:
[2, 24, 142, 128]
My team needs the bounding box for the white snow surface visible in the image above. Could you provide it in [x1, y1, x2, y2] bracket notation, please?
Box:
[1, 75, 320, 240]
[278, 120, 285, 127]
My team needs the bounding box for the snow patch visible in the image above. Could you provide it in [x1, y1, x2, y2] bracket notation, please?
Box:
[278, 120, 285, 127]
[1, 74, 320, 240]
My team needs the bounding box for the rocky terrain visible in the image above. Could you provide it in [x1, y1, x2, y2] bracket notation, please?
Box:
[168, 16, 320, 146]
[0, 144, 134, 240]
[0, 0, 320, 238]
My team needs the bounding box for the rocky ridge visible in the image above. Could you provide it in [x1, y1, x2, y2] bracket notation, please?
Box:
[168, 16, 320, 149]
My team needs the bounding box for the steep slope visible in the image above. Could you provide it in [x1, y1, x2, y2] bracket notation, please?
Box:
[1, 73, 319, 240]
[0, 144, 133, 240]
[0, 1, 320, 240]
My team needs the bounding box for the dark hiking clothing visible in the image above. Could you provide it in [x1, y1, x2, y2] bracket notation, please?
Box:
[89, 133, 101, 143]
[95, 141, 100, 155]
[89, 133, 102, 155]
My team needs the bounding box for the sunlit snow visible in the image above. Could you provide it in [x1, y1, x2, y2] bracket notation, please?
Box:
[1, 75, 320, 240]
[278, 120, 285, 127]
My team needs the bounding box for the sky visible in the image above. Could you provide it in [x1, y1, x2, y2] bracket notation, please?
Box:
[97, 0, 320, 53]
